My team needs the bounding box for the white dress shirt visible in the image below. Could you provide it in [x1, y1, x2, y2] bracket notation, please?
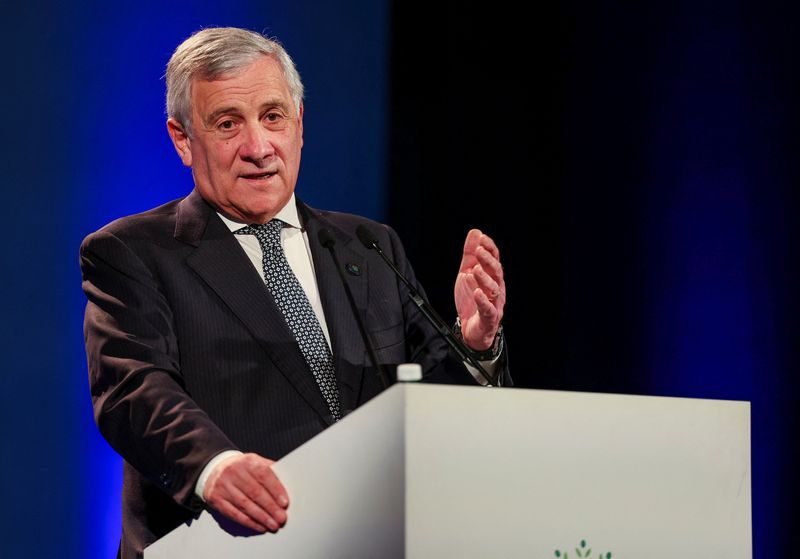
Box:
[217, 194, 332, 349]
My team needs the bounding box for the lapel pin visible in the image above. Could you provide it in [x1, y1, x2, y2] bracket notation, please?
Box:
[346, 263, 362, 276]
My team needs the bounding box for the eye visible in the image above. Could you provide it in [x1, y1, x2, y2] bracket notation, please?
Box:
[213, 118, 240, 136]
[263, 110, 289, 129]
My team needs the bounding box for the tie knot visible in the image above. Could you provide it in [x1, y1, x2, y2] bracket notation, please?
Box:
[236, 219, 284, 249]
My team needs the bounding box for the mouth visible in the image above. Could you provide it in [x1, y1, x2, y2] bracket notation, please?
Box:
[240, 171, 277, 181]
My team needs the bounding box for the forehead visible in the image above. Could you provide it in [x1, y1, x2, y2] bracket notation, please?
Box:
[191, 55, 292, 114]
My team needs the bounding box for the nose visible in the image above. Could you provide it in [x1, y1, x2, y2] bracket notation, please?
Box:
[239, 121, 276, 164]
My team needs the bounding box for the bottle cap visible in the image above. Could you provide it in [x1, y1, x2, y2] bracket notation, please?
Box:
[396, 363, 422, 382]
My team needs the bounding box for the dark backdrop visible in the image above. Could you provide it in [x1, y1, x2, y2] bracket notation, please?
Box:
[389, 1, 798, 555]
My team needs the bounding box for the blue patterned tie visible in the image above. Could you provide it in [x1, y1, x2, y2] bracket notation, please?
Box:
[236, 220, 341, 421]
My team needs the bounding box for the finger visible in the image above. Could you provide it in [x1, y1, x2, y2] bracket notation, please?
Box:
[474, 288, 500, 322]
[462, 271, 480, 293]
[233, 459, 288, 525]
[462, 229, 483, 256]
[455, 271, 480, 300]
[454, 272, 478, 322]
[471, 264, 501, 302]
[246, 470, 288, 527]
[458, 229, 483, 272]
[478, 233, 500, 260]
[251, 461, 290, 509]
[244, 481, 288, 527]
[210, 482, 274, 533]
[475, 246, 504, 282]
[215, 500, 271, 533]
[206, 455, 288, 531]
[463, 289, 501, 349]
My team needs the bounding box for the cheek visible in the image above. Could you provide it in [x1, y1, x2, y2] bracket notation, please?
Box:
[205, 150, 240, 185]
[289, 141, 303, 169]
[199, 138, 233, 161]
[214, 143, 237, 166]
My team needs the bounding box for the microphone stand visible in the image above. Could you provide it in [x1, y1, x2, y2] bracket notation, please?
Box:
[356, 225, 498, 387]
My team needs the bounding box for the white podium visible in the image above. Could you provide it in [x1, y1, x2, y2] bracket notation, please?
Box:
[145, 383, 751, 558]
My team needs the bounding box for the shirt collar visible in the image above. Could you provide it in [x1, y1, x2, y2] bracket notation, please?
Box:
[216, 193, 302, 233]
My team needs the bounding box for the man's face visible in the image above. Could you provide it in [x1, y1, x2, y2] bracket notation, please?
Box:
[168, 55, 303, 223]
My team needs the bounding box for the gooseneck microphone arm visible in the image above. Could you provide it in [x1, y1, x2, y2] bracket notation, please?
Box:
[355, 225, 498, 387]
[318, 228, 390, 390]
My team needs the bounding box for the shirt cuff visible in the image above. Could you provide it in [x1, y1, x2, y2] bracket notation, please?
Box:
[195, 450, 244, 502]
[464, 354, 503, 386]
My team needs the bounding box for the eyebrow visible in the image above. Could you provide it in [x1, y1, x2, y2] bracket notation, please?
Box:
[205, 106, 239, 126]
[205, 99, 292, 126]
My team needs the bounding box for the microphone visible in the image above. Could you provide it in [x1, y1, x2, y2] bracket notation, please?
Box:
[318, 228, 390, 390]
[355, 225, 498, 387]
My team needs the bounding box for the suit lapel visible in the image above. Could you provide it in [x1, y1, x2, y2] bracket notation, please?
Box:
[299, 202, 369, 414]
[176, 191, 335, 426]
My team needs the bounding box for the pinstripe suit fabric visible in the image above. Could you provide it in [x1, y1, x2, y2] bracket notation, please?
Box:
[80, 189, 511, 558]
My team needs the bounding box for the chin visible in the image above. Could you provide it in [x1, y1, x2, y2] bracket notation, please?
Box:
[241, 201, 290, 222]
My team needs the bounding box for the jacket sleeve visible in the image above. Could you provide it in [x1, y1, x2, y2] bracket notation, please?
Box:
[80, 228, 238, 511]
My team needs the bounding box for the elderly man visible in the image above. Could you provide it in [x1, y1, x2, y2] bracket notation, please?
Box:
[81, 26, 509, 558]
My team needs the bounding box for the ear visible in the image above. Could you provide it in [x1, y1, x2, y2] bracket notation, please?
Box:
[298, 103, 304, 148]
[167, 118, 192, 167]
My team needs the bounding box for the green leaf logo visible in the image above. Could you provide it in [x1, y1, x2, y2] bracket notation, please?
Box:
[553, 538, 612, 559]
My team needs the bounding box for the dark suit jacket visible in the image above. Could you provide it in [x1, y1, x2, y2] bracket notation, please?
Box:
[80, 190, 510, 558]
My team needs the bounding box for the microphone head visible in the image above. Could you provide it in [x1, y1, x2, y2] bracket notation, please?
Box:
[318, 227, 336, 249]
[356, 224, 379, 250]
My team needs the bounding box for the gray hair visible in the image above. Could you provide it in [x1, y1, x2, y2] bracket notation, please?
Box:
[165, 27, 304, 135]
